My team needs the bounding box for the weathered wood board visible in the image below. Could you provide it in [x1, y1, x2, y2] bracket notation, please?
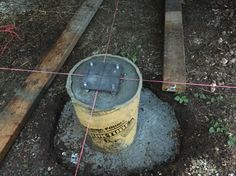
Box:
[162, 0, 186, 92]
[0, 0, 103, 162]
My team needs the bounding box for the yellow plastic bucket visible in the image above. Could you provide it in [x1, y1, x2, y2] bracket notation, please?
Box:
[66, 54, 142, 153]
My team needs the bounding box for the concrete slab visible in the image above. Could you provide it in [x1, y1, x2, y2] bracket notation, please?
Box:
[53, 89, 180, 175]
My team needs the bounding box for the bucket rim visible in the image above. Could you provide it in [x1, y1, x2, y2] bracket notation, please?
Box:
[66, 54, 143, 112]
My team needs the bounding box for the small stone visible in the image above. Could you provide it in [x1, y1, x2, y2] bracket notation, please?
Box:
[91, 50, 99, 55]
[221, 58, 228, 66]
[230, 50, 234, 55]
[230, 58, 236, 64]
[218, 38, 223, 43]
[218, 82, 224, 86]
[228, 174, 234, 176]
[215, 147, 219, 152]
[47, 167, 53, 172]
[193, 38, 202, 45]
[210, 82, 217, 93]
[222, 162, 227, 167]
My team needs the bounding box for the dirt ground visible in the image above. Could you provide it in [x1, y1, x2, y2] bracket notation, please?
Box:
[0, 0, 235, 175]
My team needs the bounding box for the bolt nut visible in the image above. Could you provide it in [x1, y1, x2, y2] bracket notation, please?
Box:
[116, 64, 120, 70]
[111, 84, 115, 90]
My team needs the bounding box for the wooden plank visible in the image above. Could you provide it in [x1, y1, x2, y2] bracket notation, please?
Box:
[162, 0, 186, 92]
[0, 0, 103, 162]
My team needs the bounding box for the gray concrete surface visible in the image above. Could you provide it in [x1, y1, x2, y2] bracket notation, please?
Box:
[68, 54, 142, 110]
[54, 89, 180, 175]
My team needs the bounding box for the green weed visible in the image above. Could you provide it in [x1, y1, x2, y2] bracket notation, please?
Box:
[228, 134, 236, 147]
[119, 50, 138, 64]
[209, 120, 227, 134]
[194, 93, 224, 104]
[194, 93, 207, 100]
[209, 119, 236, 147]
[174, 94, 189, 105]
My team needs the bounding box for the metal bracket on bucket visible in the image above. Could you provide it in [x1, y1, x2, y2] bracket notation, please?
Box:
[80, 61, 123, 94]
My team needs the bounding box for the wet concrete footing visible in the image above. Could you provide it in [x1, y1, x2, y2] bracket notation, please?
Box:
[53, 89, 180, 175]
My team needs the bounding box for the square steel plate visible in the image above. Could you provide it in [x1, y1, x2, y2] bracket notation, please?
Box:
[80, 61, 123, 93]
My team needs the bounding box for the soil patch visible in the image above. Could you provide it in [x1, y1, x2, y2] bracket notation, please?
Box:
[0, 0, 235, 175]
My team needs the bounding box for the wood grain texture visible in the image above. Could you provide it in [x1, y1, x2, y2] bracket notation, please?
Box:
[0, 0, 103, 162]
[162, 0, 186, 92]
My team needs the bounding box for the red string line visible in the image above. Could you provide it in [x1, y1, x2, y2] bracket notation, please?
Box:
[74, 91, 99, 176]
[0, 67, 236, 89]
[120, 77, 236, 89]
[103, 0, 120, 62]
[0, 67, 84, 77]
[0, 2, 233, 176]
[74, 1, 120, 175]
